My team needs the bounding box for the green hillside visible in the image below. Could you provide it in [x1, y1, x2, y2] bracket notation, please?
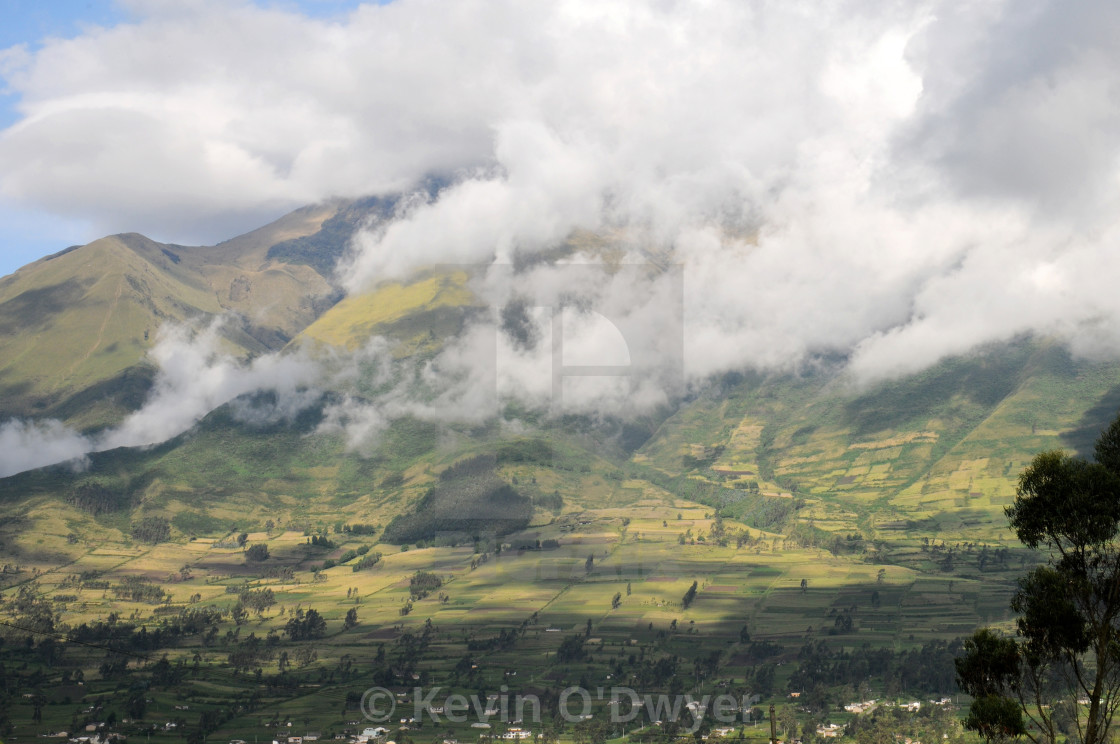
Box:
[640, 340, 1120, 543]
[297, 269, 476, 354]
[0, 333, 1111, 585]
[0, 204, 341, 429]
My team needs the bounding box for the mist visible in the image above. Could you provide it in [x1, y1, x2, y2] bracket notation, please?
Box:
[0, 419, 90, 478]
[0, 321, 322, 478]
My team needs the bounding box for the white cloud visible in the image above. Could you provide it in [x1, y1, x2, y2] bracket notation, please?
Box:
[0, 318, 322, 478]
[1, 0, 1119, 412]
[0, 419, 90, 478]
[98, 320, 321, 449]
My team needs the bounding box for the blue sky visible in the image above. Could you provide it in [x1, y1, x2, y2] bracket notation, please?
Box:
[0, 2, 123, 274]
[0, 2, 123, 130]
[0, 0, 373, 276]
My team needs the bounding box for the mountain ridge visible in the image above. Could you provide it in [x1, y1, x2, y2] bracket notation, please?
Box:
[0, 202, 348, 429]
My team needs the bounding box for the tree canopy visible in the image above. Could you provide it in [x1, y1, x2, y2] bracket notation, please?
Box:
[956, 414, 1120, 744]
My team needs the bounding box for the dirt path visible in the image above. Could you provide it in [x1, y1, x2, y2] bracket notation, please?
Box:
[68, 275, 123, 377]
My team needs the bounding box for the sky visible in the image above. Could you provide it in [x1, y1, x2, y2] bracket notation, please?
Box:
[0, 0, 374, 273]
[4, 0, 1120, 474]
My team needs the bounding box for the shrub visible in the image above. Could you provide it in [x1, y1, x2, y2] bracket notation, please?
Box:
[131, 516, 171, 544]
[409, 570, 442, 598]
[352, 553, 383, 572]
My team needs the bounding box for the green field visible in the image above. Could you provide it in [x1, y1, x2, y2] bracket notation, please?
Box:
[0, 449, 1027, 744]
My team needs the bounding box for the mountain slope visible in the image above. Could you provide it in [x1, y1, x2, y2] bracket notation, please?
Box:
[3, 203, 1120, 552]
[639, 339, 1120, 543]
[0, 204, 342, 429]
[297, 269, 476, 354]
[11, 208, 1110, 739]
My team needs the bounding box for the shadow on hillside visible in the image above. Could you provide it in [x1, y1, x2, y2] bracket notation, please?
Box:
[842, 345, 1029, 438]
[0, 277, 93, 333]
[1061, 381, 1120, 457]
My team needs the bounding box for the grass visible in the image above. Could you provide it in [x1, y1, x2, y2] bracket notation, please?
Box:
[640, 338, 1120, 543]
[299, 271, 475, 351]
[0, 217, 334, 430]
[0, 478, 1020, 739]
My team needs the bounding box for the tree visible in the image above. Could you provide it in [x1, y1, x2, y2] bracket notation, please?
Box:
[127, 692, 147, 720]
[304, 608, 327, 637]
[682, 581, 698, 609]
[344, 608, 358, 630]
[131, 516, 171, 544]
[956, 629, 1026, 743]
[956, 415, 1120, 744]
[409, 570, 443, 599]
[557, 634, 586, 663]
[285, 608, 327, 640]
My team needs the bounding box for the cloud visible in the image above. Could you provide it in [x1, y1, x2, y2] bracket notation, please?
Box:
[0, 319, 322, 478]
[898, 0, 1120, 217]
[0, 0, 511, 241]
[0, 419, 90, 477]
[1, 0, 1119, 413]
[326, 0, 1120, 386]
[98, 320, 321, 449]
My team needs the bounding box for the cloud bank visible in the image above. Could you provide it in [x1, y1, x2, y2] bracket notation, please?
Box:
[3, 0, 1120, 474]
[0, 321, 322, 478]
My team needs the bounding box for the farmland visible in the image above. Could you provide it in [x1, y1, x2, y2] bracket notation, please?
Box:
[0, 479, 1023, 744]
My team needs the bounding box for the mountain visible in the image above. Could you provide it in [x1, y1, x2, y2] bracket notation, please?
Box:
[4, 226, 1115, 551]
[0, 203, 342, 430]
[3, 200, 1120, 545]
[297, 268, 475, 354]
[5, 199, 1120, 557]
[641, 339, 1120, 543]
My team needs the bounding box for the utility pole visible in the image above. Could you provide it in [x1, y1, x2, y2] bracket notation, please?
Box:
[769, 704, 777, 744]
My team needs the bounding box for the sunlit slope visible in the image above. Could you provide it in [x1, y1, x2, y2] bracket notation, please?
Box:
[177, 201, 341, 345]
[295, 227, 642, 355]
[638, 340, 1120, 542]
[0, 234, 228, 428]
[0, 398, 645, 553]
[0, 206, 339, 429]
[298, 270, 476, 353]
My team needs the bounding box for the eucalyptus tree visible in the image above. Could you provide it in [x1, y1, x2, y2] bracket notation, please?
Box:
[957, 415, 1120, 744]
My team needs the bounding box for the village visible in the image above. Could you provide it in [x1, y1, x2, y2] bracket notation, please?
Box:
[46, 695, 959, 744]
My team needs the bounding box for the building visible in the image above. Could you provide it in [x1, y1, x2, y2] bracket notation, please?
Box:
[844, 701, 876, 714]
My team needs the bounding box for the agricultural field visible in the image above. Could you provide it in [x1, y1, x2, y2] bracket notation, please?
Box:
[0, 474, 1024, 744]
